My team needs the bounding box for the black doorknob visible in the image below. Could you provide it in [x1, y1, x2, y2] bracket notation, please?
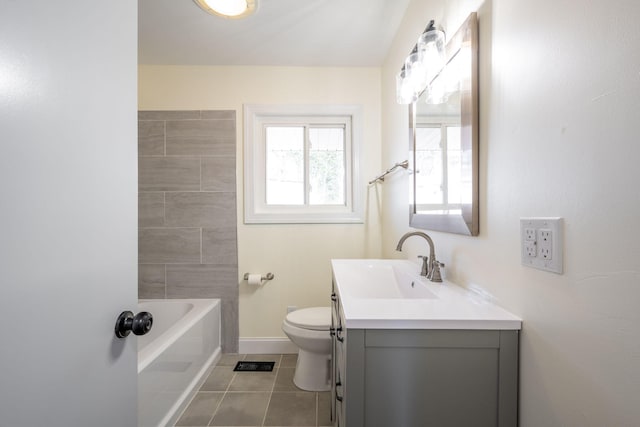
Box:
[115, 311, 153, 339]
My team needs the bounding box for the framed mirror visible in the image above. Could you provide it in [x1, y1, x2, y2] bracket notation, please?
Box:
[409, 12, 478, 236]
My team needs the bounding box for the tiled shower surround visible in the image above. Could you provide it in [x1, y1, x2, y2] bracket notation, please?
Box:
[138, 110, 238, 352]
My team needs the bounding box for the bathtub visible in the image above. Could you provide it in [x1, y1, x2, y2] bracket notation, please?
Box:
[138, 299, 221, 427]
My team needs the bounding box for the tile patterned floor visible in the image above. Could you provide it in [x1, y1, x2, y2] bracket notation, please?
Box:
[174, 353, 332, 427]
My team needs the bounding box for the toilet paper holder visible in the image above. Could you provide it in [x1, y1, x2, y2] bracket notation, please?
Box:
[243, 272, 275, 282]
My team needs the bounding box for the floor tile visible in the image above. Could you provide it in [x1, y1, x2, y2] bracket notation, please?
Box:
[209, 392, 270, 426]
[175, 392, 223, 426]
[173, 354, 324, 427]
[273, 367, 299, 392]
[201, 366, 236, 391]
[263, 392, 317, 426]
[228, 370, 277, 392]
[317, 392, 332, 426]
[218, 353, 246, 366]
[280, 354, 298, 368]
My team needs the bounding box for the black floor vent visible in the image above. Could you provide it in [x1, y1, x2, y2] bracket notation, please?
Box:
[233, 361, 275, 372]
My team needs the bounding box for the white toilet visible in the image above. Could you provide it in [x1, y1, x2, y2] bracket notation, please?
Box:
[282, 306, 332, 391]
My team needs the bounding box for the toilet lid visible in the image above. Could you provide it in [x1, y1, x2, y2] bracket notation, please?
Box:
[286, 307, 331, 331]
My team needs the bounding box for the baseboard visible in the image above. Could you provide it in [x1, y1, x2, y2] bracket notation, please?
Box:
[239, 337, 298, 354]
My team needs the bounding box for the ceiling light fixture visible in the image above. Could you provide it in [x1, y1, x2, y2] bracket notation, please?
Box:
[193, 0, 257, 19]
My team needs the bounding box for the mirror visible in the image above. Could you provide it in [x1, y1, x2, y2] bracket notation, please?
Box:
[409, 12, 478, 235]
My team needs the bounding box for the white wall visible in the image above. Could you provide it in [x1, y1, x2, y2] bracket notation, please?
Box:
[382, 0, 640, 425]
[139, 66, 382, 338]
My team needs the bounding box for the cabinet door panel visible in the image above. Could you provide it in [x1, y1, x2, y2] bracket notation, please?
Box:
[364, 347, 499, 427]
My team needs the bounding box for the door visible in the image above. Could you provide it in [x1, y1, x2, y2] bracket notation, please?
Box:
[0, 1, 138, 426]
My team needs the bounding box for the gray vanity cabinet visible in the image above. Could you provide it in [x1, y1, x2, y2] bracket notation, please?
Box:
[330, 286, 519, 427]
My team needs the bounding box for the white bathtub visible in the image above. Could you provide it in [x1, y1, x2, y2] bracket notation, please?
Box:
[138, 299, 221, 427]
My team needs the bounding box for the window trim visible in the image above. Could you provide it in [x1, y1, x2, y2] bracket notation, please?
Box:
[244, 104, 363, 224]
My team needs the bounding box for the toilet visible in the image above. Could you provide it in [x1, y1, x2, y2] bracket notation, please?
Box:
[282, 306, 332, 391]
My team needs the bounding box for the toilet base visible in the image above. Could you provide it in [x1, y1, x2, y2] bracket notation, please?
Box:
[293, 349, 331, 391]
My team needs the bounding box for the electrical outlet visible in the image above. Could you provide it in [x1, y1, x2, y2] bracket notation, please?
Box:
[524, 241, 537, 257]
[520, 218, 563, 274]
[524, 228, 536, 241]
[539, 229, 552, 260]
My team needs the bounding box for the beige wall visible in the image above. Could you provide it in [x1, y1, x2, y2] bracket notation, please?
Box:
[382, 0, 640, 426]
[139, 66, 382, 338]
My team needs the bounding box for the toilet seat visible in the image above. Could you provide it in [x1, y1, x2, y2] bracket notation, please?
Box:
[285, 307, 331, 331]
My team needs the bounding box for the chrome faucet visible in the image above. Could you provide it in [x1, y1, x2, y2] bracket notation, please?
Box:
[395, 231, 444, 282]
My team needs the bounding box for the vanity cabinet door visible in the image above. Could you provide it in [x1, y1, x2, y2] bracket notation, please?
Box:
[362, 329, 518, 427]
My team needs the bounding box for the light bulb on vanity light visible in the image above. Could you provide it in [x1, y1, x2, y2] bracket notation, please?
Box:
[417, 20, 446, 85]
[396, 66, 417, 104]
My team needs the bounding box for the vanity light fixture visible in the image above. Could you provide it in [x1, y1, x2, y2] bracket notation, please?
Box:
[396, 65, 415, 104]
[193, 0, 257, 19]
[396, 20, 446, 104]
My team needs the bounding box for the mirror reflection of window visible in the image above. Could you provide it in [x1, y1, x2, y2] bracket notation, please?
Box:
[415, 121, 462, 214]
[415, 126, 443, 205]
[446, 126, 462, 206]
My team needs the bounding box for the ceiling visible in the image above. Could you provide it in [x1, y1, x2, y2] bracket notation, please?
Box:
[138, 0, 411, 66]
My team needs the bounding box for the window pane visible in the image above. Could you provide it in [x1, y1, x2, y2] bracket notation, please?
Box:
[447, 126, 462, 204]
[266, 126, 304, 205]
[309, 127, 345, 205]
[415, 127, 443, 204]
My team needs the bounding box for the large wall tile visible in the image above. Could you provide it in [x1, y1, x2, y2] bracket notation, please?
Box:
[138, 121, 164, 156]
[139, 228, 201, 263]
[221, 298, 239, 353]
[165, 192, 236, 227]
[201, 110, 235, 120]
[139, 192, 164, 227]
[137, 110, 238, 352]
[139, 110, 200, 121]
[166, 264, 238, 299]
[138, 264, 165, 298]
[201, 157, 236, 192]
[166, 264, 239, 352]
[203, 227, 238, 265]
[139, 157, 200, 191]
[166, 119, 235, 156]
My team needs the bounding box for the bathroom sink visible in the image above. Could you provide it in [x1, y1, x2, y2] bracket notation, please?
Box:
[334, 259, 437, 300]
[331, 259, 523, 330]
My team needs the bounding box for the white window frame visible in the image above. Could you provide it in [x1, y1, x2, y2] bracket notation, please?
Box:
[244, 104, 363, 224]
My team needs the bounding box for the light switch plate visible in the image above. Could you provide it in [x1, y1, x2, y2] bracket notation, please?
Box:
[520, 217, 563, 274]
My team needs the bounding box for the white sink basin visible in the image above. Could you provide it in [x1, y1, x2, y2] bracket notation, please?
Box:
[331, 259, 522, 329]
[335, 259, 437, 299]
[331, 259, 523, 330]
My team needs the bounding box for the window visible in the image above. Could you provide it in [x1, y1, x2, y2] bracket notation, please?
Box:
[414, 116, 462, 214]
[244, 104, 363, 223]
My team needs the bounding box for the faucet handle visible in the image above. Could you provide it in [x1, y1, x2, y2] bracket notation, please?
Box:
[429, 260, 445, 282]
[417, 255, 429, 277]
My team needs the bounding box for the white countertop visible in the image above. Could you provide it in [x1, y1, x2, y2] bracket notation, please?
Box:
[331, 259, 522, 330]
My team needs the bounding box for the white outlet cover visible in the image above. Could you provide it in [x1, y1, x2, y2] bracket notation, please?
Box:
[520, 217, 563, 274]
